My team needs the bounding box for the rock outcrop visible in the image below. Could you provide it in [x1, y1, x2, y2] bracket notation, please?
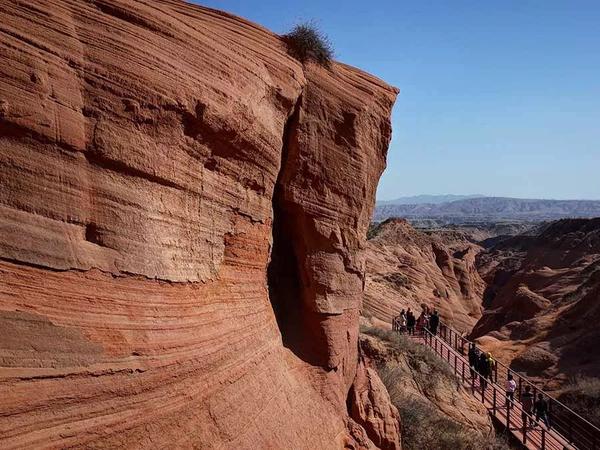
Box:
[0, 1, 398, 448]
[364, 219, 484, 332]
[471, 218, 600, 386]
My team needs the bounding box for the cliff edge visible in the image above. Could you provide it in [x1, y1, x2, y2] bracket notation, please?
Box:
[0, 1, 398, 448]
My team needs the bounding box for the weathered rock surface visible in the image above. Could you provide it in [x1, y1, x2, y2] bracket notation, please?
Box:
[0, 1, 398, 448]
[471, 218, 600, 386]
[348, 361, 401, 450]
[364, 219, 484, 332]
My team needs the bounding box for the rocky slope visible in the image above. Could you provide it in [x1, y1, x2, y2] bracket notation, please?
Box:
[363, 219, 484, 332]
[0, 1, 398, 448]
[471, 218, 600, 387]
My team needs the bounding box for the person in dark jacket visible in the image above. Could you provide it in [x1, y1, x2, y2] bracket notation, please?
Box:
[535, 393, 551, 428]
[429, 309, 440, 335]
[468, 343, 479, 379]
[521, 385, 534, 428]
[478, 352, 490, 390]
[406, 308, 416, 335]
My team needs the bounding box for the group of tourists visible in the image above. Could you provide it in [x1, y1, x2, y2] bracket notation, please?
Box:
[392, 304, 553, 431]
[468, 343, 496, 390]
[392, 306, 440, 336]
[468, 343, 551, 429]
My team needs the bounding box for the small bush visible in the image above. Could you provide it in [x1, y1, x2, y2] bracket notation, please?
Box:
[367, 222, 384, 240]
[282, 23, 334, 67]
[383, 272, 410, 289]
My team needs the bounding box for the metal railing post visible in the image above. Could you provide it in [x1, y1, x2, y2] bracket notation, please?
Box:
[493, 388, 496, 415]
[506, 397, 511, 431]
[461, 361, 465, 383]
[541, 427, 546, 450]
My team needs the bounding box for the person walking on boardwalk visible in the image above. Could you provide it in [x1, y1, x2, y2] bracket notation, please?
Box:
[468, 343, 479, 379]
[521, 385, 534, 427]
[535, 393, 551, 428]
[506, 373, 517, 408]
[417, 306, 429, 334]
[429, 309, 440, 336]
[400, 309, 407, 334]
[478, 352, 490, 390]
[423, 306, 431, 331]
[406, 308, 415, 335]
[486, 352, 496, 382]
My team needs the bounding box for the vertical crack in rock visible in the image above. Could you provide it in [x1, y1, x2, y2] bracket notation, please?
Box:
[267, 94, 304, 360]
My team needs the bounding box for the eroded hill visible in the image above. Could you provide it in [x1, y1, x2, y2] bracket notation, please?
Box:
[364, 218, 485, 332]
[471, 218, 600, 387]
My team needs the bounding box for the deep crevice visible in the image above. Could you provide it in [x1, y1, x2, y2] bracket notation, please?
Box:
[267, 94, 306, 358]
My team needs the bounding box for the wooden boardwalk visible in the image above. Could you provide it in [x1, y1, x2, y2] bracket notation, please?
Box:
[415, 331, 578, 450]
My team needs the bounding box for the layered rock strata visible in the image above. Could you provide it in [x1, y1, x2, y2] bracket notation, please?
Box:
[0, 1, 398, 448]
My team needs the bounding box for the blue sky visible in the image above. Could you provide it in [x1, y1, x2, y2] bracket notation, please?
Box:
[195, 1, 600, 200]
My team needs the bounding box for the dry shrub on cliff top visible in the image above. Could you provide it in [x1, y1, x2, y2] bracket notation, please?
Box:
[282, 23, 334, 67]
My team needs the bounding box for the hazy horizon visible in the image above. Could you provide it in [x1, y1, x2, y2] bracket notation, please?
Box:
[377, 193, 600, 202]
[198, 0, 600, 201]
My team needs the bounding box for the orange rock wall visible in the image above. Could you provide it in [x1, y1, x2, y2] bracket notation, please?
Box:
[0, 1, 398, 448]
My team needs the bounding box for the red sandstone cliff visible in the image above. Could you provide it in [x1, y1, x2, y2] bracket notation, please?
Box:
[363, 219, 484, 332]
[0, 1, 399, 448]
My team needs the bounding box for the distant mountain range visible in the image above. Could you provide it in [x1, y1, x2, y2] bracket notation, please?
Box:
[374, 196, 600, 223]
[378, 194, 485, 205]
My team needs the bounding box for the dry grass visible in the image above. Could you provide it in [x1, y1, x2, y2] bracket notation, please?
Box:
[361, 325, 455, 391]
[559, 376, 600, 427]
[362, 325, 511, 450]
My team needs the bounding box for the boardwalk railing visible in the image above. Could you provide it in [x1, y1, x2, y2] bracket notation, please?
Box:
[421, 328, 552, 449]
[434, 321, 600, 450]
